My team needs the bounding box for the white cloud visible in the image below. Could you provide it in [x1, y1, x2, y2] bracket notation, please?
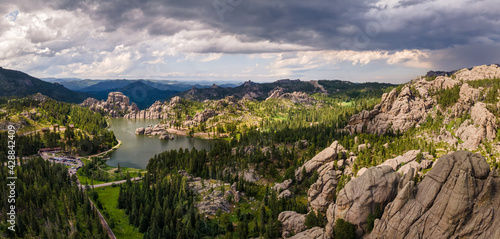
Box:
[200, 53, 223, 62]
[265, 49, 431, 77]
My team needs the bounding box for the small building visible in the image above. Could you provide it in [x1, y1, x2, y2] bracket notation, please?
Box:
[69, 124, 75, 129]
[38, 147, 62, 154]
[41, 127, 49, 132]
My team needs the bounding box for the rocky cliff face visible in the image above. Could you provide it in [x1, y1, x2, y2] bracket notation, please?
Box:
[279, 211, 307, 238]
[277, 65, 500, 239]
[345, 64, 499, 150]
[81, 92, 139, 117]
[266, 87, 316, 104]
[326, 166, 401, 237]
[289, 149, 498, 239]
[295, 141, 347, 182]
[368, 151, 500, 239]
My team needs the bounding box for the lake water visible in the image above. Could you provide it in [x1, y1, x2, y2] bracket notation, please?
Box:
[106, 118, 213, 169]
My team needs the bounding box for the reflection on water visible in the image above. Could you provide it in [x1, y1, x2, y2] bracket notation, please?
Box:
[106, 118, 213, 169]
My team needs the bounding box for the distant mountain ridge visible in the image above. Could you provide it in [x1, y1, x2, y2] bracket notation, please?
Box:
[176, 79, 395, 101]
[42, 78, 240, 92]
[0, 67, 89, 103]
[86, 81, 178, 110]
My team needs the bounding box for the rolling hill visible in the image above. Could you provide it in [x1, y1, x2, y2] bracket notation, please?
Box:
[0, 67, 89, 103]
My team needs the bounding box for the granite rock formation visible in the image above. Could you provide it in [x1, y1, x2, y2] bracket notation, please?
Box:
[266, 87, 316, 104]
[295, 141, 346, 182]
[325, 166, 400, 238]
[81, 92, 139, 117]
[278, 211, 307, 238]
[368, 151, 500, 239]
[345, 64, 500, 151]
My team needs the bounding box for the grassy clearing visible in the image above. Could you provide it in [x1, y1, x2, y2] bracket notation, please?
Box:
[76, 170, 107, 185]
[93, 186, 144, 239]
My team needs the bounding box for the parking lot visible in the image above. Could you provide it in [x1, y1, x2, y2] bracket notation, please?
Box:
[43, 154, 83, 176]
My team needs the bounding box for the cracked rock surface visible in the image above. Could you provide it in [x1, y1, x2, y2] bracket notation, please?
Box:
[367, 151, 500, 239]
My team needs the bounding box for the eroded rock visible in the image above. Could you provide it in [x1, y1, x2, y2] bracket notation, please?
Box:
[295, 141, 346, 182]
[279, 211, 307, 238]
[327, 166, 400, 238]
[368, 151, 500, 239]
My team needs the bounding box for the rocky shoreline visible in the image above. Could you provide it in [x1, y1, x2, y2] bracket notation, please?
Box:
[134, 124, 174, 140]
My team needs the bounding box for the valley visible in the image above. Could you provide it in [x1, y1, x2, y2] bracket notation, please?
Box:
[1, 65, 500, 239]
[2, 1, 498, 238]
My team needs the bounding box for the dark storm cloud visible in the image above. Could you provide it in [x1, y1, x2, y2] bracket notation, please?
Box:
[430, 44, 500, 70]
[48, 0, 500, 53]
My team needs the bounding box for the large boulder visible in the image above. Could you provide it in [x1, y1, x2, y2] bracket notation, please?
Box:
[295, 141, 346, 182]
[274, 179, 293, 192]
[379, 150, 420, 171]
[456, 102, 497, 150]
[368, 151, 500, 239]
[307, 161, 341, 213]
[326, 166, 400, 238]
[289, 227, 324, 239]
[135, 127, 145, 135]
[278, 211, 307, 238]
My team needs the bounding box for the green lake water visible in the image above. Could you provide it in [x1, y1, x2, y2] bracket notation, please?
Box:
[106, 118, 213, 169]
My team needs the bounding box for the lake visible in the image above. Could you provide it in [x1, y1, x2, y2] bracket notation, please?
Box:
[105, 118, 214, 169]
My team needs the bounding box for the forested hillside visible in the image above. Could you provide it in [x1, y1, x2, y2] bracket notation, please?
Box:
[0, 158, 108, 238]
[0, 96, 117, 158]
[0, 68, 89, 103]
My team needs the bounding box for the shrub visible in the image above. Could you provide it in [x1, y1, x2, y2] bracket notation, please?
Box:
[366, 204, 382, 233]
[334, 218, 356, 239]
[436, 85, 460, 108]
[305, 211, 318, 229]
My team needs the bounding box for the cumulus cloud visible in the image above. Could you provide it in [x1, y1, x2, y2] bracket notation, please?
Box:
[265, 49, 431, 77]
[0, 0, 498, 81]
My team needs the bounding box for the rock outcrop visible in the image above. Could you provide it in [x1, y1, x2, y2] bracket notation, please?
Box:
[124, 101, 170, 119]
[346, 64, 500, 151]
[266, 87, 316, 104]
[308, 162, 341, 213]
[278, 211, 307, 238]
[295, 141, 346, 182]
[273, 179, 294, 199]
[456, 102, 497, 150]
[289, 227, 324, 239]
[183, 170, 232, 215]
[274, 179, 293, 192]
[325, 166, 400, 238]
[368, 151, 500, 239]
[378, 150, 421, 171]
[193, 109, 217, 123]
[345, 85, 434, 135]
[135, 125, 173, 139]
[224, 182, 241, 203]
[454, 64, 500, 81]
[240, 168, 260, 182]
[81, 92, 139, 117]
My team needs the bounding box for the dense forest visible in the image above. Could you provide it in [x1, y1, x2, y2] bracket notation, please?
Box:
[0, 97, 117, 161]
[0, 157, 108, 238]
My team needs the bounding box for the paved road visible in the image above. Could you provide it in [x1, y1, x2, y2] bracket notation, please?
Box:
[85, 140, 122, 158]
[84, 177, 141, 189]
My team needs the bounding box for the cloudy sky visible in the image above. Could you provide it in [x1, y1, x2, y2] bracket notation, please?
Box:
[1, 0, 499, 83]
